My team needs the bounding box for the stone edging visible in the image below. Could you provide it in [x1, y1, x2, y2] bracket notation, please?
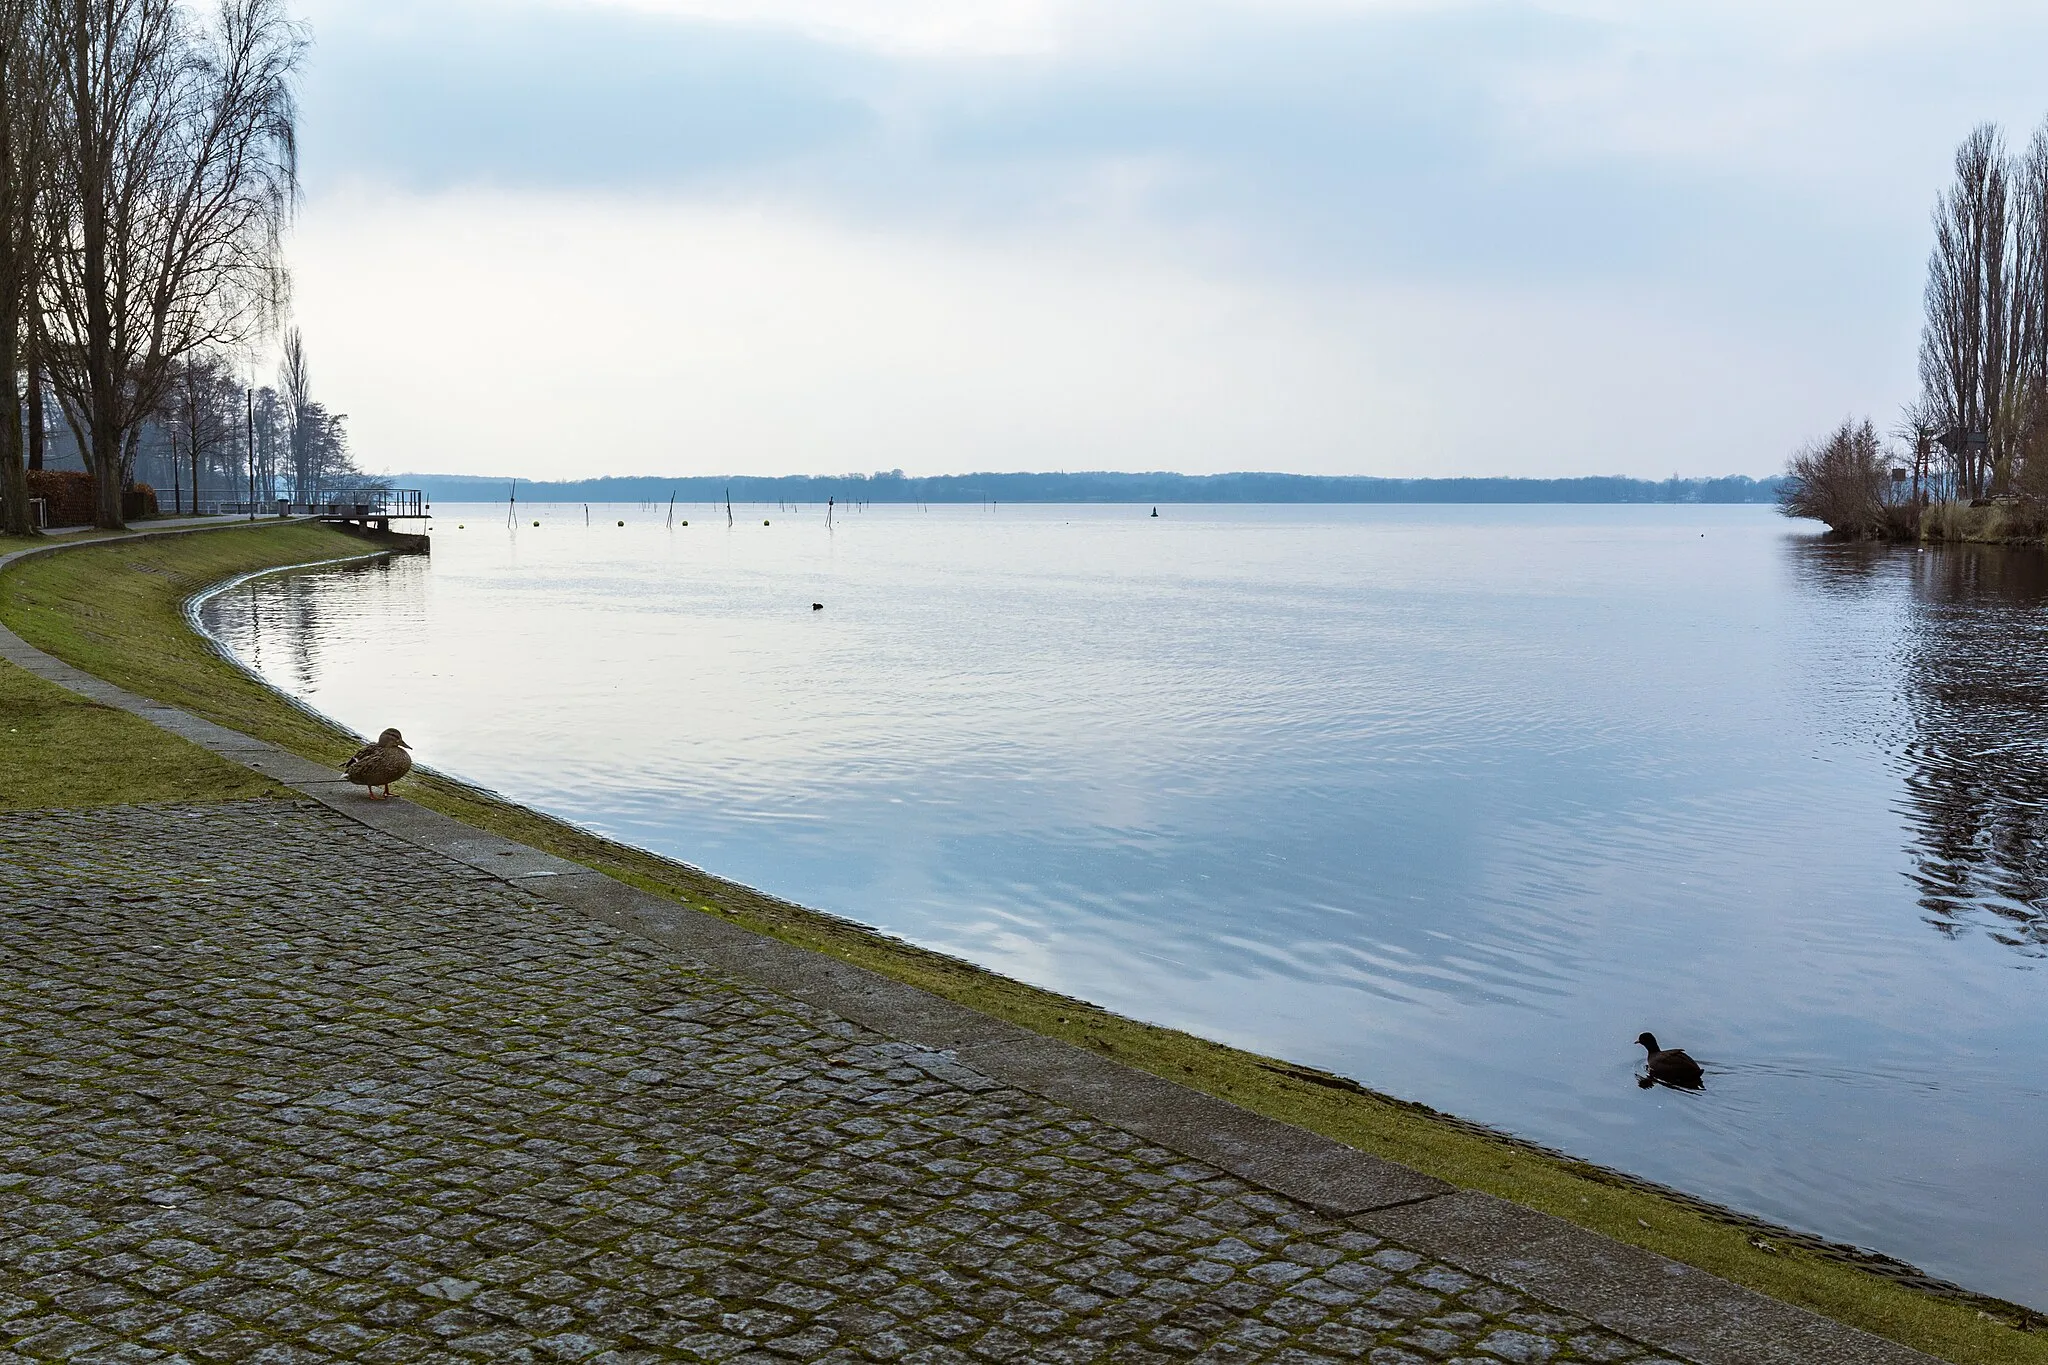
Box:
[0, 524, 1945, 1365]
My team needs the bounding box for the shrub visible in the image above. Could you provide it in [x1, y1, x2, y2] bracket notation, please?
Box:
[1777, 418, 1914, 538]
[26, 471, 96, 527]
[20, 471, 161, 528]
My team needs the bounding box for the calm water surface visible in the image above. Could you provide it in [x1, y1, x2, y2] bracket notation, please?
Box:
[200, 503, 2048, 1307]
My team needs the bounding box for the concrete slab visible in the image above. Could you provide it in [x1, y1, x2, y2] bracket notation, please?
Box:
[132, 709, 272, 750]
[1358, 1192, 1938, 1364]
[960, 1033, 1452, 1217]
[278, 791, 582, 878]
[246, 754, 356, 785]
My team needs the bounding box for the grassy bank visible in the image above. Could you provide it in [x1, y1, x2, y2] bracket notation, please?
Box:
[2, 522, 2041, 1364]
[1920, 500, 2048, 545]
[0, 656, 282, 809]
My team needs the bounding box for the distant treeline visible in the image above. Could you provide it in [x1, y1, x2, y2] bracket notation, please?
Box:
[401, 471, 1785, 505]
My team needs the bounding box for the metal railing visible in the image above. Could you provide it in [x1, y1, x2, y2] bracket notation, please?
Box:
[284, 488, 426, 520]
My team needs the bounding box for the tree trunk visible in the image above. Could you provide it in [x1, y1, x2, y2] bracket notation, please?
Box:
[75, 1, 124, 530]
[0, 365, 28, 538]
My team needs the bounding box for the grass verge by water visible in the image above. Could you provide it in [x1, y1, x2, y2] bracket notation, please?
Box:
[0, 656, 282, 808]
[0, 521, 2040, 1365]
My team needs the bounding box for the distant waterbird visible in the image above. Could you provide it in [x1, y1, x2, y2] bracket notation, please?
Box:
[1635, 1033, 1704, 1090]
[812, 603, 823, 611]
[343, 728, 413, 800]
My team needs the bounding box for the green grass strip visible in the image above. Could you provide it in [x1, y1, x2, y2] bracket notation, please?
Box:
[0, 655, 283, 809]
[1, 521, 2040, 1365]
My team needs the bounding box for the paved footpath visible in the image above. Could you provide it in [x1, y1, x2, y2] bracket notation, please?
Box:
[1, 800, 1673, 1365]
[0, 527, 1942, 1364]
[0, 802, 1671, 1365]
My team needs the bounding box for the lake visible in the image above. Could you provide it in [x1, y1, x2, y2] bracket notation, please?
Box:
[198, 502, 2048, 1309]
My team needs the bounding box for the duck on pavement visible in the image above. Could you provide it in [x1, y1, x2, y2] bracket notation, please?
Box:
[343, 728, 413, 800]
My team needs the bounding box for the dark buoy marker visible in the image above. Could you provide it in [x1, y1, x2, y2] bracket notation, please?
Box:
[1636, 1033, 1703, 1089]
[812, 603, 823, 611]
[1151, 507, 1159, 517]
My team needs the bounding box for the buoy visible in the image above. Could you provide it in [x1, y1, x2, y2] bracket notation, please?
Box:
[764, 519, 771, 525]
[1151, 507, 1158, 517]
[681, 520, 689, 526]
[812, 603, 823, 611]
[617, 520, 625, 527]
[532, 520, 539, 527]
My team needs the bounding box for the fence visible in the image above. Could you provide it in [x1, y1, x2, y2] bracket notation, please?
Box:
[282, 488, 425, 521]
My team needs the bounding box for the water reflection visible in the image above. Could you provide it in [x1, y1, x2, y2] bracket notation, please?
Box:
[1900, 546, 2048, 957]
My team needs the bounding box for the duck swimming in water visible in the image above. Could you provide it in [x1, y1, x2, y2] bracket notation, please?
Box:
[1636, 1033, 1704, 1089]
[344, 728, 412, 799]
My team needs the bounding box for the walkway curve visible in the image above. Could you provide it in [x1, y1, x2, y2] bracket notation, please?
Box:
[0, 524, 1939, 1365]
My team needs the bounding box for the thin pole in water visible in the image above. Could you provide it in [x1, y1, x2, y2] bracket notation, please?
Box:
[727, 487, 733, 525]
[667, 491, 676, 528]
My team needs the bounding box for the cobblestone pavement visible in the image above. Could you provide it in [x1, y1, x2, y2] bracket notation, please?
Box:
[0, 800, 1680, 1365]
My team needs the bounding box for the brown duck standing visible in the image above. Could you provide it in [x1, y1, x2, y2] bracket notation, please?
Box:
[343, 728, 412, 799]
[1636, 1032, 1704, 1089]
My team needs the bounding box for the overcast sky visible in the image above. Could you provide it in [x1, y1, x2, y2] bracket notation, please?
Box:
[284, 0, 2048, 480]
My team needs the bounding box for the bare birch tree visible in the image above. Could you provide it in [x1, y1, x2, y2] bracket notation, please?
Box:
[278, 320, 307, 496]
[42, 0, 301, 528]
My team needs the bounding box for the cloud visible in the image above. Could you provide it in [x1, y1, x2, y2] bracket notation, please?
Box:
[292, 188, 1880, 480]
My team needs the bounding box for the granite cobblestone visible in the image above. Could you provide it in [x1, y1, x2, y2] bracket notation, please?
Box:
[0, 801, 1681, 1364]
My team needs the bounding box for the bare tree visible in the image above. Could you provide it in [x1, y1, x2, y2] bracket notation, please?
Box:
[249, 378, 278, 496]
[164, 347, 231, 511]
[1890, 396, 1946, 506]
[1, 0, 60, 535]
[1779, 418, 1908, 537]
[278, 320, 307, 496]
[1919, 126, 2016, 498]
[2009, 121, 2048, 481]
[42, 0, 301, 529]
